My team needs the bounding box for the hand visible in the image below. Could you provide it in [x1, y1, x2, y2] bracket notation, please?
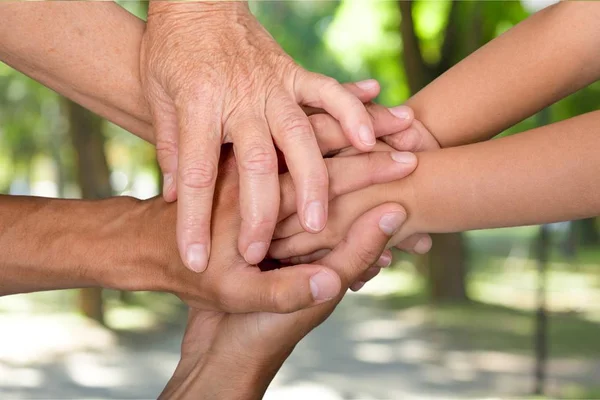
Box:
[160, 198, 405, 400]
[130, 146, 416, 313]
[141, 1, 383, 272]
[271, 108, 441, 266]
[270, 176, 421, 266]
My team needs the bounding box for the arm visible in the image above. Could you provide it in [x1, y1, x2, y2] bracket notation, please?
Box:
[406, 1, 600, 148]
[270, 111, 600, 259]
[0, 1, 419, 271]
[0, 195, 148, 295]
[0, 1, 153, 141]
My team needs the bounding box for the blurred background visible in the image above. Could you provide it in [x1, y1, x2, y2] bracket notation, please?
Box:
[1, 1, 600, 399]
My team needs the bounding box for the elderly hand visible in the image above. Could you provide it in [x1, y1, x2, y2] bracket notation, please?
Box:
[141, 1, 382, 272]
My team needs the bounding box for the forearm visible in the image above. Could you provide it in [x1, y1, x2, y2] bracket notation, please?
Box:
[0, 195, 150, 296]
[407, 2, 600, 147]
[0, 1, 153, 141]
[400, 111, 600, 233]
[161, 353, 281, 400]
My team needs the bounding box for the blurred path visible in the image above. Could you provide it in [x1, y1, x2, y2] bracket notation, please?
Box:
[1, 294, 599, 399]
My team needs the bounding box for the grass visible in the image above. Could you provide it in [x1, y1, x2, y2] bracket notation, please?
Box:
[377, 293, 600, 359]
[375, 226, 600, 359]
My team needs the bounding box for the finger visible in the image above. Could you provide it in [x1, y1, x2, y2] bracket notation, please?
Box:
[220, 263, 342, 313]
[295, 70, 375, 151]
[302, 79, 381, 116]
[377, 249, 393, 268]
[176, 102, 222, 273]
[282, 249, 331, 266]
[382, 120, 441, 152]
[393, 233, 433, 255]
[230, 115, 280, 265]
[267, 94, 328, 233]
[320, 203, 407, 287]
[277, 151, 417, 225]
[148, 87, 180, 202]
[350, 266, 382, 292]
[310, 104, 413, 156]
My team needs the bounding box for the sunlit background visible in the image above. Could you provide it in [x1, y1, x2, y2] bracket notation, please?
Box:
[2, 1, 600, 399]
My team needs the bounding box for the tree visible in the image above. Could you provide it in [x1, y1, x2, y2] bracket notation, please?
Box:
[64, 99, 113, 324]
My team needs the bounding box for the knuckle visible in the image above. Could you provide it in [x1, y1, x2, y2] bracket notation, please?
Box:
[320, 76, 340, 91]
[308, 114, 330, 134]
[352, 242, 380, 271]
[279, 114, 313, 141]
[264, 283, 297, 314]
[241, 214, 277, 235]
[239, 145, 277, 176]
[305, 167, 329, 191]
[179, 161, 217, 190]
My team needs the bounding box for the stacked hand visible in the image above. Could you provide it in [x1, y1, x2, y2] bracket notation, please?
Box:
[158, 149, 411, 400]
[142, 1, 391, 272]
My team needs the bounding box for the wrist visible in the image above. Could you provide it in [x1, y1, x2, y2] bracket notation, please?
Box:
[94, 196, 173, 293]
[148, 1, 250, 21]
[163, 346, 287, 400]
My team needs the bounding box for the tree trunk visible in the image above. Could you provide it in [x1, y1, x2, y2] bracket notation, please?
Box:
[398, 1, 469, 302]
[425, 233, 468, 302]
[576, 218, 599, 247]
[398, 0, 432, 93]
[65, 99, 113, 324]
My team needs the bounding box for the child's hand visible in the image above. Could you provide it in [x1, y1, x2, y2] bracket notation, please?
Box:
[270, 155, 424, 263]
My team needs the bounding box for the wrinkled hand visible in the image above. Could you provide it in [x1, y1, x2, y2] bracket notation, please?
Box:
[160, 188, 404, 400]
[142, 1, 384, 272]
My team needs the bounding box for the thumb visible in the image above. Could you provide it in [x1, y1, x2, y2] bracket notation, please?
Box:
[219, 264, 342, 314]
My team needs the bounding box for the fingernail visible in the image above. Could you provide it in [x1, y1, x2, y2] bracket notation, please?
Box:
[163, 173, 174, 196]
[379, 212, 405, 235]
[245, 242, 269, 265]
[305, 201, 326, 232]
[310, 270, 339, 301]
[186, 244, 208, 273]
[355, 79, 378, 91]
[415, 237, 432, 254]
[377, 253, 393, 268]
[388, 105, 411, 120]
[358, 124, 376, 146]
[391, 151, 417, 164]
[350, 281, 366, 292]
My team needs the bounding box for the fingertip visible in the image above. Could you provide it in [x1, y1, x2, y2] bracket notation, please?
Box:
[378, 208, 407, 236]
[388, 105, 414, 122]
[162, 173, 177, 202]
[309, 269, 341, 302]
[185, 243, 209, 273]
[357, 124, 376, 148]
[415, 235, 432, 254]
[377, 250, 393, 268]
[390, 151, 417, 166]
[303, 200, 327, 233]
[244, 241, 269, 265]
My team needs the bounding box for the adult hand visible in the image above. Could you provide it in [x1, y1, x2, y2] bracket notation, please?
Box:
[160, 196, 404, 400]
[141, 1, 380, 272]
[133, 146, 416, 313]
